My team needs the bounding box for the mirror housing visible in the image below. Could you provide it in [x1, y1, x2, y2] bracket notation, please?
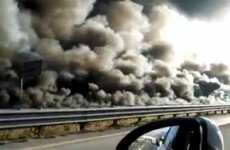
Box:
[116, 117, 223, 150]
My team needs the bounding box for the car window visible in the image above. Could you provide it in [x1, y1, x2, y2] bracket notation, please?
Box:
[163, 126, 179, 147]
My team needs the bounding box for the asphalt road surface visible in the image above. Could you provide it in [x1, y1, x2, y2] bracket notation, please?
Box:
[220, 124, 230, 149]
[0, 127, 132, 150]
[1, 115, 230, 150]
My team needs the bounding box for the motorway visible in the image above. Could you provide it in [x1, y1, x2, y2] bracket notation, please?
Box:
[1, 115, 230, 150]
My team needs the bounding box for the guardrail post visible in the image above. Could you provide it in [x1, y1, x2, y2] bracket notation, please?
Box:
[138, 117, 142, 123]
[228, 110, 230, 113]
[79, 123, 85, 131]
[37, 126, 41, 138]
[186, 113, 190, 116]
[158, 115, 161, 120]
[113, 120, 118, 127]
[173, 114, 177, 118]
[221, 110, 224, 114]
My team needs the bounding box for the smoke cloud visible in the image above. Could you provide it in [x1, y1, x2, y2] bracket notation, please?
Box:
[0, 0, 230, 108]
[32, 0, 97, 39]
[0, 0, 30, 52]
[169, 0, 230, 18]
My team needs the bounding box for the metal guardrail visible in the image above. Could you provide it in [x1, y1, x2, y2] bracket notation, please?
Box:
[0, 105, 230, 130]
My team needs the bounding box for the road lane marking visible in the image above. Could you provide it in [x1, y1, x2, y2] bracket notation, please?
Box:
[18, 132, 129, 150]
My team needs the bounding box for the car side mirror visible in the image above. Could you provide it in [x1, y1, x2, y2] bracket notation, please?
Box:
[116, 117, 224, 150]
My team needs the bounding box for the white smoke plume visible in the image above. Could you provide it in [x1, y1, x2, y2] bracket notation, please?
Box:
[107, 1, 149, 32]
[0, 0, 33, 53]
[171, 77, 194, 101]
[143, 43, 174, 62]
[33, 0, 97, 39]
[115, 50, 152, 76]
[149, 60, 176, 78]
[0, 0, 229, 108]
[106, 0, 150, 51]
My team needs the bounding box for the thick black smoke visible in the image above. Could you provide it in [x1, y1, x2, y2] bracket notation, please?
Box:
[169, 0, 230, 18]
[143, 43, 174, 62]
[0, 0, 229, 109]
[131, 0, 230, 19]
